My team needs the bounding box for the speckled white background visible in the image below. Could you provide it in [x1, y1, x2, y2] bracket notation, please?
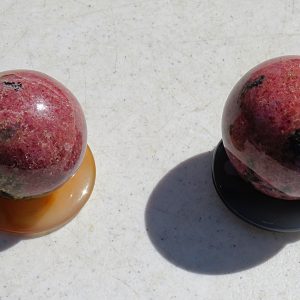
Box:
[1, 0, 300, 299]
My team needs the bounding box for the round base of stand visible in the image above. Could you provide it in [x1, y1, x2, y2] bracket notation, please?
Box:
[0, 146, 96, 237]
[212, 141, 300, 232]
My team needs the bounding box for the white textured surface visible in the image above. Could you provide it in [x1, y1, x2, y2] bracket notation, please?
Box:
[1, 0, 300, 299]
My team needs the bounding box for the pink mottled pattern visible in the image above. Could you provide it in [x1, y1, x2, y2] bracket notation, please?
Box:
[0, 70, 87, 198]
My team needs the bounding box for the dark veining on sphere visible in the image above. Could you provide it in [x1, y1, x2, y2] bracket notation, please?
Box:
[244, 168, 260, 183]
[241, 75, 265, 96]
[0, 126, 19, 141]
[3, 81, 22, 91]
[229, 125, 234, 137]
[0, 191, 14, 199]
[287, 129, 300, 159]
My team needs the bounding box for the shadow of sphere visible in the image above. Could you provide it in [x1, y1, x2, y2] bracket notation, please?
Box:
[145, 151, 300, 274]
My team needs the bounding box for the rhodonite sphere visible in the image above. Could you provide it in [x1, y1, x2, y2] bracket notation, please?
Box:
[222, 56, 300, 200]
[0, 70, 87, 199]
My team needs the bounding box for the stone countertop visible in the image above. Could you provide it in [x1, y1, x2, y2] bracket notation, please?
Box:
[0, 0, 299, 299]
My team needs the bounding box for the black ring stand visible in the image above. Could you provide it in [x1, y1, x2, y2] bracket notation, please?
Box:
[212, 141, 300, 232]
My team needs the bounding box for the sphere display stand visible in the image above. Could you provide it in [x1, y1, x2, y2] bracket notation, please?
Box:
[212, 141, 300, 232]
[0, 146, 96, 237]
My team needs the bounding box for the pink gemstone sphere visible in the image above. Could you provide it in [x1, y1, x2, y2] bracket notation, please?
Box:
[222, 56, 300, 200]
[0, 70, 87, 199]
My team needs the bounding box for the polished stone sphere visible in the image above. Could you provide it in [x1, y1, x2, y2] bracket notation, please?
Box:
[222, 56, 300, 200]
[0, 70, 87, 199]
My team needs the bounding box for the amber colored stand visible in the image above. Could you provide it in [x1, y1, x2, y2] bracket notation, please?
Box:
[0, 146, 96, 237]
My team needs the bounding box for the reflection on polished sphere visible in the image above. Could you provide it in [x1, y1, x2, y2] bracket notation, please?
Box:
[0, 70, 87, 199]
[222, 56, 300, 200]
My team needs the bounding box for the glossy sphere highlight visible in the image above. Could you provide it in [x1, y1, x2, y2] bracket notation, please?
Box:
[222, 56, 300, 200]
[0, 70, 87, 199]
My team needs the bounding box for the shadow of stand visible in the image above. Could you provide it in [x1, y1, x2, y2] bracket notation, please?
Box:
[145, 151, 300, 274]
[0, 233, 19, 251]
